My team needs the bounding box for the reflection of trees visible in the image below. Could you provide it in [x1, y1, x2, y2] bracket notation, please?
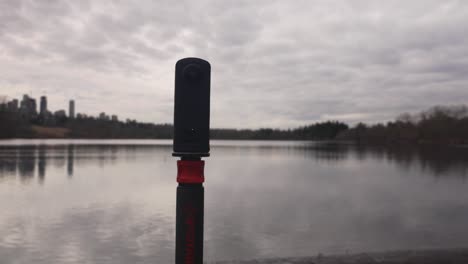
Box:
[358, 145, 468, 178]
[18, 146, 36, 182]
[0, 146, 18, 177]
[2, 142, 467, 186]
[414, 146, 468, 178]
[300, 143, 350, 162]
[67, 145, 74, 177]
[214, 142, 351, 162]
[38, 145, 46, 183]
[306, 143, 468, 178]
[1, 144, 168, 185]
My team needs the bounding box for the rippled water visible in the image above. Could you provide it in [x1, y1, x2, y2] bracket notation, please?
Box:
[0, 139, 468, 263]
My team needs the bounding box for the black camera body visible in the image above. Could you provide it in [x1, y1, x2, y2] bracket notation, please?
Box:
[173, 58, 211, 157]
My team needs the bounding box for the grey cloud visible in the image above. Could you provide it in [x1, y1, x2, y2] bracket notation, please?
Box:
[1, 0, 468, 127]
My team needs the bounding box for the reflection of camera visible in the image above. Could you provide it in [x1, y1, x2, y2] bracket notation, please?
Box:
[173, 58, 211, 157]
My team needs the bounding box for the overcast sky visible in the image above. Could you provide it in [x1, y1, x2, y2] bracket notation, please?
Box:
[1, 0, 468, 128]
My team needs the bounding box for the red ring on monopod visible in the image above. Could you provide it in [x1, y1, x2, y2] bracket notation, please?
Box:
[177, 160, 205, 183]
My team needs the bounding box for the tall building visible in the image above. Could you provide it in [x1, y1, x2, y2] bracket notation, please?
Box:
[69, 100, 75, 119]
[20, 94, 37, 116]
[31, 98, 37, 115]
[40, 96, 47, 115]
[20, 95, 29, 109]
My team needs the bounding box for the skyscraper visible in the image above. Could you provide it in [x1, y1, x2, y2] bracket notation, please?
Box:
[69, 100, 75, 119]
[20, 94, 37, 116]
[40, 96, 47, 115]
[31, 98, 37, 115]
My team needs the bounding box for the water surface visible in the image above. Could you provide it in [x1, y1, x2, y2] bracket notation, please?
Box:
[1, 139, 468, 263]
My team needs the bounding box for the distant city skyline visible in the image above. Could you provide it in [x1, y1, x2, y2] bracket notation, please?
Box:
[3, 93, 89, 119]
[1, 94, 121, 123]
[4, 94, 73, 116]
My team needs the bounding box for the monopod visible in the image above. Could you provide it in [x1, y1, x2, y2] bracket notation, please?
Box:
[173, 58, 211, 264]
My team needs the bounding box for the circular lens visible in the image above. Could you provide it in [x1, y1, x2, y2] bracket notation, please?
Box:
[183, 64, 201, 81]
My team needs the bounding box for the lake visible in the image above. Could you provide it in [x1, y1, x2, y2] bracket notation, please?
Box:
[0, 139, 468, 263]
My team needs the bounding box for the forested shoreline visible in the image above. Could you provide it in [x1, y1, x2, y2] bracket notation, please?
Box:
[2, 104, 468, 145]
[337, 105, 468, 145]
[0, 109, 348, 140]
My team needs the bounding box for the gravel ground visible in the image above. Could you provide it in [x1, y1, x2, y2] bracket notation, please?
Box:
[207, 248, 468, 264]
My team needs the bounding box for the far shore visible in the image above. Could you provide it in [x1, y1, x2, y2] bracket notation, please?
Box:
[208, 248, 468, 264]
[0, 125, 465, 148]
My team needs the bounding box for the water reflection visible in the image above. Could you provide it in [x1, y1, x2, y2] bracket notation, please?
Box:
[67, 144, 74, 177]
[0, 140, 468, 263]
[18, 146, 35, 182]
[0, 142, 467, 185]
[0, 145, 71, 183]
[290, 143, 468, 178]
[38, 145, 46, 183]
[0, 144, 166, 183]
[0, 148, 16, 176]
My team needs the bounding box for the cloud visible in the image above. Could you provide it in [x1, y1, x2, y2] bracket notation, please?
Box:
[1, 0, 468, 128]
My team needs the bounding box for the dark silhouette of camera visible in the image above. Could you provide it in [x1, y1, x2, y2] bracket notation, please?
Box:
[173, 58, 211, 157]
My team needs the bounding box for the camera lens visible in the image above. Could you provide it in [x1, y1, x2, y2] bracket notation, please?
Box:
[183, 64, 201, 81]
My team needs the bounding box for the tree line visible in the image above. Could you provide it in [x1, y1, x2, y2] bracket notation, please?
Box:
[338, 105, 468, 145]
[0, 108, 348, 140]
[3, 104, 468, 144]
[0, 110, 33, 138]
[211, 121, 348, 140]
